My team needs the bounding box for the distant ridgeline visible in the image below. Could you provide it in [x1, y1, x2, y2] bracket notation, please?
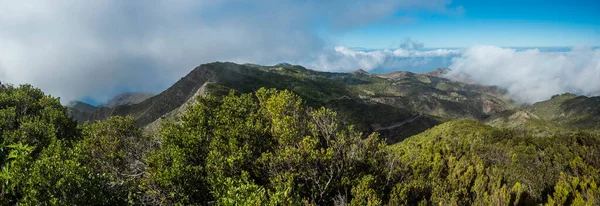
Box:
[1, 69, 600, 204]
[69, 62, 599, 142]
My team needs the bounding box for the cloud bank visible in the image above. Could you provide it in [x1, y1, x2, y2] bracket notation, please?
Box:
[1, 1, 597, 105]
[447, 46, 600, 103]
[307, 46, 459, 72]
[308, 45, 600, 103]
[0, 0, 461, 104]
[0, 1, 320, 103]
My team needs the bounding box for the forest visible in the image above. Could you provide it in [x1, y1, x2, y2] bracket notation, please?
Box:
[1, 84, 599, 205]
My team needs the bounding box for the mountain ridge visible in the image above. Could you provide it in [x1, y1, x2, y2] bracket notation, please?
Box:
[101, 92, 155, 108]
[68, 62, 600, 142]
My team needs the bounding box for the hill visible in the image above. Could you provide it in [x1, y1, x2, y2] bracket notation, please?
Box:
[68, 100, 96, 112]
[483, 109, 562, 135]
[101, 92, 154, 108]
[371, 70, 512, 120]
[389, 120, 600, 204]
[70, 62, 519, 143]
[4, 82, 600, 205]
[529, 93, 600, 131]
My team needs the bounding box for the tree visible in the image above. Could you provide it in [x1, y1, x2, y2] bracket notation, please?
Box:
[0, 84, 78, 163]
[0, 84, 81, 203]
[77, 116, 154, 203]
[144, 88, 389, 205]
[257, 89, 388, 205]
[143, 95, 219, 205]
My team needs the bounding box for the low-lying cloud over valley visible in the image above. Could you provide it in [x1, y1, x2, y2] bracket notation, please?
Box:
[314, 46, 600, 103]
[448, 46, 600, 103]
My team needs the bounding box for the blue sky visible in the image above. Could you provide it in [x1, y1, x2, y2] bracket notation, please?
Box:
[0, 0, 598, 105]
[336, 0, 600, 48]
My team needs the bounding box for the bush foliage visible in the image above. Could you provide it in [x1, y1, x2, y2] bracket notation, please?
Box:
[1, 84, 599, 205]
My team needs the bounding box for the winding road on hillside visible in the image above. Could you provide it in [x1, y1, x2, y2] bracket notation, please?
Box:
[372, 113, 423, 131]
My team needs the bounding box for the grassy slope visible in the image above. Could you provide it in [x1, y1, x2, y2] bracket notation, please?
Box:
[389, 120, 600, 203]
[484, 109, 563, 136]
[530, 93, 600, 131]
[361, 72, 514, 120]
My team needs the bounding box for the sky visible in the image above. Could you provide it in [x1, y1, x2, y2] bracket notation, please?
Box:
[337, 0, 600, 48]
[0, 0, 599, 105]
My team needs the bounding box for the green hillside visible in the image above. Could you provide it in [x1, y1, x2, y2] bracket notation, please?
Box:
[2, 84, 599, 205]
[71, 62, 517, 143]
[530, 93, 600, 131]
[388, 120, 600, 205]
[484, 109, 563, 135]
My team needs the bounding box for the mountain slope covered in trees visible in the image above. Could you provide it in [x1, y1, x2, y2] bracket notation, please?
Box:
[530, 93, 600, 131]
[70, 62, 520, 143]
[1, 83, 599, 205]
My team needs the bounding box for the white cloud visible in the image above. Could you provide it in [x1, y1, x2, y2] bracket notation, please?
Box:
[10, 1, 597, 106]
[308, 44, 600, 104]
[0, 0, 462, 103]
[447, 46, 600, 103]
[307, 46, 459, 71]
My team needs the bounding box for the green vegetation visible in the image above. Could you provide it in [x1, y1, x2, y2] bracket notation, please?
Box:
[2, 83, 600, 205]
[70, 62, 521, 143]
[530, 93, 600, 131]
[484, 109, 563, 136]
[389, 121, 600, 205]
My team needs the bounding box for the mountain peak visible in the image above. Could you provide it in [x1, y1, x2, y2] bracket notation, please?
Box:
[425, 68, 451, 77]
[68, 100, 96, 112]
[275, 62, 292, 67]
[550, 93, 577, 99]
[101, 92, 155, 108]
[353, 69, 369, 74]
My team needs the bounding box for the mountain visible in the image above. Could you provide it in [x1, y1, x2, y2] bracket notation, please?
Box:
[484, 109, 562, 135]
[480, 92, 600, 135]
[67, 101, 97, 124]
[69, 62, 522, 143]
[529, 93, 600, 131]
[69, 64, 216, 125]
[424, 68, 450, 77]
[68, 100, 96, 112]
[101, 92, 154, 108]
[371, 70, 512, 120]
[425, 68, 478, 84]
[353, 69, 369, 74]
